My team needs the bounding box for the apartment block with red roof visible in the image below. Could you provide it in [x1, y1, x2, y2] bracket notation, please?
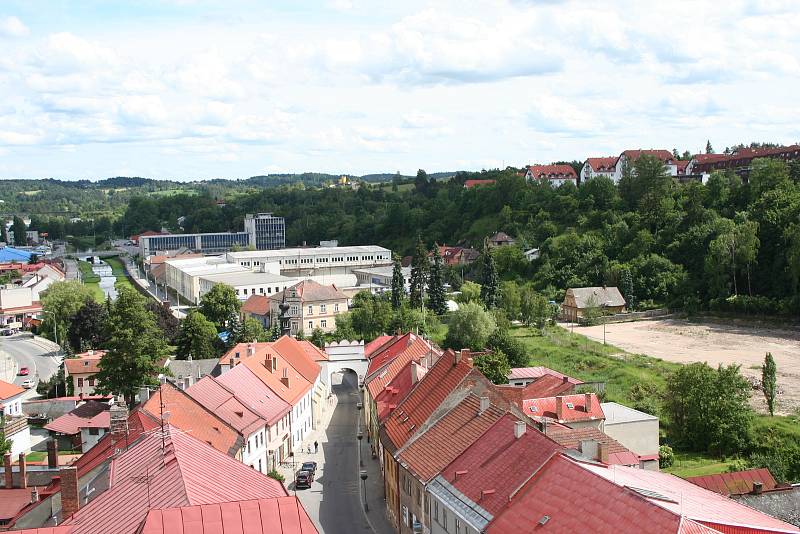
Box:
[581, 156, 618, 182]
[524, 164, 578, 187]
[613, 149, 680, 183]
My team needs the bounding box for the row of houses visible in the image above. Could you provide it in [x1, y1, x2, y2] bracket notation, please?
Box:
[464, 144, 800, 189]
[360, 336, 799, 533]
[0, 262, 66, 331]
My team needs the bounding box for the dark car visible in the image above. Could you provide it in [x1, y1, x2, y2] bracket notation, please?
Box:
[295, 470, 314, 489]
[301, 461, 317, 474]
[18, 367, 29, 376]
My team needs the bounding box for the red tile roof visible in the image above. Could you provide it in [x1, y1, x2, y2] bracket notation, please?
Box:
[139, 496, 318, 534]
[186, 376, 268, 437]
[364, 335, 394, 358]
[398, 395, 505, 482]
[0, 488, 40, 522]
[221, 337, 322, 386]
[621, 149, 676, 164]
[0, 379, 25, 400]
[586, 157, 618, 172]
[64, 352, 106, 375]
[374, 361, 418, 422]
[141, 382, 242, 456]
[508, 366, 582, 384]
[44, 401, 110, 435]
[59, 426, 287, 534]
[271, 279, 348, 303]
[242, 294, 271, 316]
[684, 468, 779, 496]
[581, 461, 800, 533]
[487, 454, 681, 534]
[239, 347, 314, 406]
[497, 374, 575, 407]
[366, 335, 436, 399]
[366, 333, 415, 376]
[524, 393, 604, 423]
[299, 340, 328, 361]
[215, 363, 292, 426]
[439, 415, 562, 517]
[526, 164, 578, 180]
[464, 179, 497, 189]
[382, 351, 474, 450]
[545, 426, 639, 466]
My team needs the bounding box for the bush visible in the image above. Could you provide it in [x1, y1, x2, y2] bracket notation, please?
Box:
[267, 469, 285, 483]
[659, 445, 674, 469]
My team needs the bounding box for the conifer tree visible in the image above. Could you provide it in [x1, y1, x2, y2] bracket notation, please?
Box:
[391, 255, 404, 310]
[762, 352, 777, 416]
[410, 238, 428, 310]
[480, 242, 499, 309]
[428, 245, 447, 315]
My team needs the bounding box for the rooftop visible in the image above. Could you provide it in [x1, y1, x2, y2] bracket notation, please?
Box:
[186, 376, 268, 437]
[601, 401, 658, 424]
[524, 393, 605, 423]
[44, 401, 110, 435]
[0, 378, 25, 400]
[242, 294, 271, 315]
[199, 270, 291, 286]
[216, 363, 292, 425]
[64, 352, 106, 375]
[226, 245, 391, 259]
[685, 468, 780, 496]
[566, 286, 626, 308]
[271, 279, 348, 303]
[508, 366, 583, 384]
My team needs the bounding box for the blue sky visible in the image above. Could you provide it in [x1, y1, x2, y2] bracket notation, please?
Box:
[1, 0, 799, 180]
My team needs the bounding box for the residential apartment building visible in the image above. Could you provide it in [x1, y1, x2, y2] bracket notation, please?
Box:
[686, 144, 800, 181]
[525, 164, 578, 187]
[581, 156, 618, 182]
[269, 280, 349, 334]
[613, 149, 679, 183]
[139, 212, 285, 256]
[64, 350, 106, 397]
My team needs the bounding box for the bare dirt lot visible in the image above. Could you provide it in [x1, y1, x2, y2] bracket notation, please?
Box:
[573, 318, 800, 415]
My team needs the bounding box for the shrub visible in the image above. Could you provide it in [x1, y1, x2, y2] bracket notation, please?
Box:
[267, 469, 285, 483]
[659, 445, 674, 469]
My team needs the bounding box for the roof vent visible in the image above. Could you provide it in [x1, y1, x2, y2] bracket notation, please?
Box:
[538, 515, 550, 526]
[480, 489, 496, 501]
[566, 402, 575, 410]
[454, 470, 468, 481]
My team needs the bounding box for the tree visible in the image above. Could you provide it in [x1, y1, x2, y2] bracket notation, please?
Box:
[0, 430, 11, 456]
[519, 286, 550, 331]
[310, 328, 326, 348]
[67, 299, 108, 352]
[445, 302, 496, 350]
[96, 286, 169, 406]
[1, 223, 8, 245]
[664, 362, 752, 455]
[176, 310, 220, 359]
[428, 246, 447, 315]
[41, 281, 96, 346]
[480, 244, 499, 309]
[499, 281, 521, 320]
[457, 281, 481, 304]
[390, 255, 404, 310]
[705, 140, 714, 154]
[199, 284, 241, 331]
[619, 268, 636, 311]
[270, 320, 282, 341]
[474, 350, 510, 384]
[231, 316, 268, 344]
[409, 239, 428, 310]
[12, 216, 26, 246]
[146, 301, 180, 344]
[487, 328, 527, 367]
[659, 445, 675, 469]
[349, 292, 392, 340]
[414, 169, 430, 194]
[762, 352, 777, 416]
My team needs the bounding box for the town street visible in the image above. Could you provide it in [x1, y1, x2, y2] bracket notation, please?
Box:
[0, 334, 62, 395]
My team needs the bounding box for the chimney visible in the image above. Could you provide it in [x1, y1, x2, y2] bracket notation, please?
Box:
[4, 453, 12, 489]
[752, 481, 763, 495]
[139, 387, 150, 404]
[60, 466, 80, 520]
[410, 361, 419, 385]
[514, 421, 526, 439]
[47, 439, 59, 469]
[453, 349, 461, 366]
[248, 343, 256, 357]
[454, 470, 468, 481]
[585, 393, 593, 413]
[30, 487, 39, 504]
[556, 396, 564, 420]
[562, 376, 569, 384]
[109, 398, 129, 453]
[228, 357, 234, 368]
[598, 442, 609, 464]
[18, 453, 26, 489]
[478, 397, 490, 415]
[281, 367, 290, 388]
[272, 356, 277, 372]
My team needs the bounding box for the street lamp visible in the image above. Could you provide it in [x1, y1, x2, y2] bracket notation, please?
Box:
[602, 300, 613, 345]
[360, 470, 369, 512]
[357, 431, 364, 467]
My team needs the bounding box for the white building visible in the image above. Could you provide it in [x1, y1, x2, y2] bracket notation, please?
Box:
[613, 149, 679, 183]
[352, 265, 411, 294]
[600, 402, 660, 470]
[525, 164, 578, 187]
[580, 157, 618, 182]
[1, 379, 31, 457]
[199, 271, 294, 302]
[226, 245, 392, 277]
[164, 256, 251, 304]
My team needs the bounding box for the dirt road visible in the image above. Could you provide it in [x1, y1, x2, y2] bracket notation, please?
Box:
[573, 318, 800, 415]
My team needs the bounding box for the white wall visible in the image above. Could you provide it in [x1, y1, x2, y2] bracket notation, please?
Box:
[292, 389, 314, 447]
[602, 419, 660, 456]
[80, 427, 107, 453]
[242, 426, 270, 474]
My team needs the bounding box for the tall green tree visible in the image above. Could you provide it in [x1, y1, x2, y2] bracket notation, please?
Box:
[457, 281, 481, 304]
[499, 281, 522, 320]
[519, 286, 550, 331]
[176, 310, 219, 359]
[146, 301, 180, 344]
[41, 281, 96, 346]
[270, 320, 282, 341]
[480, 244, 499, 309]
[390, 255, 404, 310]
[1, 223, 8, 245]
[67, 299, 108, 352]
[199, 284, 241, 331]
[619, 268, 636, 311]
[12, 216, 26, 246]
[95, 286, 169, 406]
[428, 246, 447, 315]
[474, 350, 511, 384]
[230, 316, 268, 345]
[409, 239, 428, 310]
[445, 302, 496, 350]
[706, 140, 714, 154]
[349, 292, 393, 340]
[762, 352, 777, 417]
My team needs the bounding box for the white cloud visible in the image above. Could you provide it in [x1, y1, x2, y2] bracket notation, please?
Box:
[0, 16, 29, 37]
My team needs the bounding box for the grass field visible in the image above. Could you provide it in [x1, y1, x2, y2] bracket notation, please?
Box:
[104, 255, 135, 292]
[663, 452, 739, 477]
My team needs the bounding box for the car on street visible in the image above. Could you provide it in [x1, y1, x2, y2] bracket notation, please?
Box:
[295, 470, 314, 489]
[301, 461, 317, 474]
[21, 379, 35, 389]
[1, 328, 15, 336]
[18, 367, 29, 376]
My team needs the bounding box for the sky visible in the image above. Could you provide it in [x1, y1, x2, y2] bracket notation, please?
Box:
[0, 0, 799, 181]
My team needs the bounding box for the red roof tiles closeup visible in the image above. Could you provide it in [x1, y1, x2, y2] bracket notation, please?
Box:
[497, 374, 575, 407]
[586, 157, 618, 172]
[215, 363, 291, 426]
[366, 334, 437, 399]
[684, 468, 779, 496]
[186, 376, 268, 437]
[44, 401, 110, 435]
[524, 393, 605, 423]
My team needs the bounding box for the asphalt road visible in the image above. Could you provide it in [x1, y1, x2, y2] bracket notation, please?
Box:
[0, 335, 62, 395]
[296, 371, 374, 534]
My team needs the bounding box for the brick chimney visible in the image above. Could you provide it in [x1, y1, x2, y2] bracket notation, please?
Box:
[514, 420, 526, 439]
[228, 357, 235, 368]
[281, 367, 290, 388]
[3, 453, 12, 489]
[555, 396, 564, 420]
[60, 466, 80, 520]
[109, 398, 129, 454]
[453, 349, 461, 366]
[47, 439, 59, 469]
[598, 442, 609, 464]
[752, 481, 763, 494]
[585, 393, 593, 413]
[18, 452, 26, 489]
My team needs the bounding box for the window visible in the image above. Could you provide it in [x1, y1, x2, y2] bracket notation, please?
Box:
[320, 320, 327, 328]
[260, 288, 264, 294]
[456, 518, 461, 534]
[307, 305, 313, 315]
[308, 321, 313, 330]
[243, 288, 248, 295]
[442, 509, 448, 530]
[89, 428, 99, 436]
[88, 378, 95, 386]
[77, 378, 84, 387]
[320, 304, 326, 314]
[434, 501, 439, 521]
[334, 303, 339, 312]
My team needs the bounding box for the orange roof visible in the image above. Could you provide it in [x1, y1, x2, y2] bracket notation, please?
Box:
[239, 347, 314, 406]
[0, 379, 25, 400]
[299, 340, 328, 361]
[64, 352, 106, 375]
[242, 294, 271, 316]
[366, 336, 435, 399]
[220, 336, 322, 384]
[497, 375, 575, 406]
[141, 382, 242, 456]
[585, 156, 618, 171]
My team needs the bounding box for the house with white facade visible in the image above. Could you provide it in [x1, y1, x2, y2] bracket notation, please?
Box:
[581, 156, 618, 182]
[613, 149, 679, 183]
[525, 164, 578, 187]
[1, 380, 31, 457]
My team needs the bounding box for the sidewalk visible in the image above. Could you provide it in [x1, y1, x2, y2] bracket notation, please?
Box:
[361, 441, 395, 534]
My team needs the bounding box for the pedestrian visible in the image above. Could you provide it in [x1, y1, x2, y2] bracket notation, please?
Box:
[314, 440, 319, 453]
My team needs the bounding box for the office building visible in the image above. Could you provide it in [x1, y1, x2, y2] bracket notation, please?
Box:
[226, 244, 391, 277]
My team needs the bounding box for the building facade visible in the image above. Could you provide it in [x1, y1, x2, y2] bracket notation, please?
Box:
[269, 280, 349, 334]
[525, 164, 578, 187]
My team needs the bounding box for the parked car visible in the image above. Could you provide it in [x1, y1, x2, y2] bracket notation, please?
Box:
[21, 379, 35, 389]
[301, 461, 317, 474]
[1, 328, 14, 336]
[18, 367, 29, 376]
[295, 470, 314, 489]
